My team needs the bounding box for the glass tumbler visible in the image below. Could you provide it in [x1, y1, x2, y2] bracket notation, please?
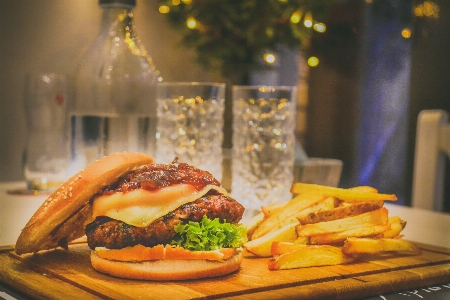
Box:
[232, 85, 297, 221]
[156, 82, 225, 181]
[23, 73, 69, 193]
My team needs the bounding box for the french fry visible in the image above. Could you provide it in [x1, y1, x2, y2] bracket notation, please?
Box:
[244, 201, 293, 238]
[349, 186, 379, 193]
[297, 201, 384, 225]
[294, 236, 309, 244]
[243, 222, 298, 257]
[251, 191, 325, 240]
[382, 216, 407, 238]
[261, 200, 289, 218]
[342, 237, 422, 255]
[297, 207, 389, 237]
[387, 215, 402, 224]
[290, 183, 397, 202]
[243, 212, 265, 239]
[296, 196, 339, 220]
[268, 245, 355, 270]
[271, 241, 308, 256]
[248, 182, 420, 271]
[309, 224, 391, 245]
[270, 197, 338, 232]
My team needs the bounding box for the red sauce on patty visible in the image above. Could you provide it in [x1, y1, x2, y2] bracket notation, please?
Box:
[102, 158, 220, 195]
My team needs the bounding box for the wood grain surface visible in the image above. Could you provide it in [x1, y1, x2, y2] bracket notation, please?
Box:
[1, 242, 450, 300]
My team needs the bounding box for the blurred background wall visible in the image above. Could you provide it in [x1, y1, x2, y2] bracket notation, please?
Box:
[0, 0, 219, 182]
[304, 0, 450, 209]
[1, 0, 449, 209]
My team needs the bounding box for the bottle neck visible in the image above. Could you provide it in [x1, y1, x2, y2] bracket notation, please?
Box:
[99, 5, 136, 38]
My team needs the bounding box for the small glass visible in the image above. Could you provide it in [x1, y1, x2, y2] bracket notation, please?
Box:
[232, 85, 297, 221]
[23, 73, 69, 193]
[156, 82, 225, 181]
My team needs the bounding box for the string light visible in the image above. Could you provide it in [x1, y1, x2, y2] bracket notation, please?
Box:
[307, 56, 319, 67]
[414, 1, 439, 19]
[313, 22, 326, 33]
[290, 11, 302, 24]
[157, 1, 336, 78]
[186, 17, 197, 29]
[401, 28, 411, 38]
[263, 53, 276, 64]
[159, 5, 170, 14]
[303, 12, 313, 28]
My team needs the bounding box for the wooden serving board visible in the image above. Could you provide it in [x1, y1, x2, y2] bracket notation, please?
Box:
[1, 243, 450, 300]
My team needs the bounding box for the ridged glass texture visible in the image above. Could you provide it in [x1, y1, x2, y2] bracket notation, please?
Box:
[232, 86, 297, 221]
[156, 83, 225, 181]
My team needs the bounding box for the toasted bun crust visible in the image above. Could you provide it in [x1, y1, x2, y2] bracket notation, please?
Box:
[15, 152, 155, 255]
[90, 250, 243, 280]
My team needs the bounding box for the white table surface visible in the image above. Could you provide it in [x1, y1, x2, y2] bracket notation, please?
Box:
[384, 202, 450, 248]
[0, 181, 47, 247]
[0, 181, 449, 248]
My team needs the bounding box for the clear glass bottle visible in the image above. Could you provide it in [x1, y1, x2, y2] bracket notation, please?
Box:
[71, 0, 161, 173]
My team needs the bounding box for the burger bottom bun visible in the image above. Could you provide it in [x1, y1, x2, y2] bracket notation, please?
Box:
[90, 250, 243, 281]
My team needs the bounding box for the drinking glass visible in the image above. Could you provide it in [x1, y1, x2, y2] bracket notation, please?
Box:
[232, 85, 297, 221]
[23, 73, 69, 193]
[156, 82, 225, 181]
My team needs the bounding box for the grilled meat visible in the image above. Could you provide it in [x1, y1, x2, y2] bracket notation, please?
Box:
[85, 192, 244, 249]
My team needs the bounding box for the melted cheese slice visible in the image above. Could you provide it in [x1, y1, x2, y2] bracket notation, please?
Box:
[89, 184, 229, 227]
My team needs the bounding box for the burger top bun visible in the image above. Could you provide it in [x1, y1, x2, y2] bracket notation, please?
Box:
[15, 152, 155, 255]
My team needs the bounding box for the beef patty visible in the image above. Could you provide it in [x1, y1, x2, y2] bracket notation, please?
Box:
[85, 191, 244, 250]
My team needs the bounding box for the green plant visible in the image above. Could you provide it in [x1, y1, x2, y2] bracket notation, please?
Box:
[158, 0, 336, 80]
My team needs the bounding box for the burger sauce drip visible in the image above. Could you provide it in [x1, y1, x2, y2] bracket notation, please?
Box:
[101, 159, 221, 195]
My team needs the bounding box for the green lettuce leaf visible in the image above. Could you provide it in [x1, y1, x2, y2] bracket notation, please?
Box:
[170, 215, 248, 251]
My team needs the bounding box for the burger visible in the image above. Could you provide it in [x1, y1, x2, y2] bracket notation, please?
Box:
[15, 152, 247, 280]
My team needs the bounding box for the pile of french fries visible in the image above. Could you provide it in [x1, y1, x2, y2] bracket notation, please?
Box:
[243, 183, 422, 270]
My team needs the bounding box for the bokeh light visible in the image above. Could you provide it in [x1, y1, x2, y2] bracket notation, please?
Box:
[159, 5, 170, 14]
[290, 11, 302, 24]
[307, 56, 319, 67]
[303, 12, 313, 28]
[186, 17, 197, 29]
[263, 53, 276, 64]
[401, 28, 411, 38]
[313, 22, 326, 33]
[414, 1, 439, 18]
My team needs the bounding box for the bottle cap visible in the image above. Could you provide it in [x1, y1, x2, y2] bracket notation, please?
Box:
[99, 0, 136, 7]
